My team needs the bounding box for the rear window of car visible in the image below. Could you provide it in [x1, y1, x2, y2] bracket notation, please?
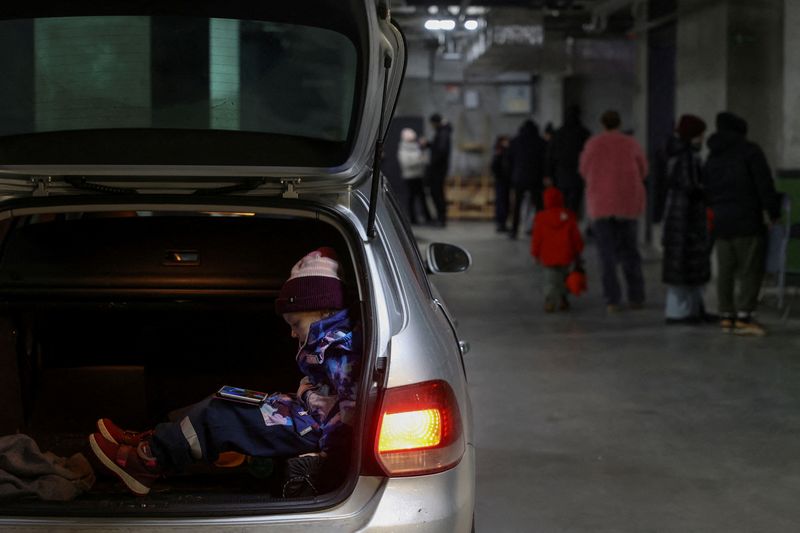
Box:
[0, 16, 357, 142]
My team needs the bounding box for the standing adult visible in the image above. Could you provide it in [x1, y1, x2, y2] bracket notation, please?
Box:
[397, 128, 432, 225]
[662, 114, 714, 324]
[579, 110, 648, 312]
[490, 135, 512, 232]
[703, 112, 781, 336]
[507, 119, 547, 240]
[547, 105, 591, 217]
[425, 113, 452, 227]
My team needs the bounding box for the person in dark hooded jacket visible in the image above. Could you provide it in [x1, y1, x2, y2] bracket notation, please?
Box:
[703, 111, 781, 336]
[425, 113, 452, 227]
[490, 135, 512, 232]
[508, 119, 547, 239]
[546, 105, 591, 217]
[662, 114, 714, 324]
[531, 187, 584, 312]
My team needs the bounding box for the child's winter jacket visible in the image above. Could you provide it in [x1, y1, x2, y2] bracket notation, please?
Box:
[531, 187, 584, 267]
[264, 309, 360, 454]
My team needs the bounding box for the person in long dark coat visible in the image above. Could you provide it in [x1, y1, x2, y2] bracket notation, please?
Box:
[507, 120, 547, 239]
[546, 105, 591, 217]
[490, 135, 511, 232]
[661, 115, 713, 324]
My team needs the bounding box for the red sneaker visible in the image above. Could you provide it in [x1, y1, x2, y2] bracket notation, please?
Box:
[89, 433, 161, 495]
[97, 418, 152, 446]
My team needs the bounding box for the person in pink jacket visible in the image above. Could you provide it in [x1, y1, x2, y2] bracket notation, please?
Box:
[579, 110, 648, 312]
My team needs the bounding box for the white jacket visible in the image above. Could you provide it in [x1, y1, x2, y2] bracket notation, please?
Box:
[397, 140, 428, 180]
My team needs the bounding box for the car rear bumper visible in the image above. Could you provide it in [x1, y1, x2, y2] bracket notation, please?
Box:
[0, 444, 475, 532]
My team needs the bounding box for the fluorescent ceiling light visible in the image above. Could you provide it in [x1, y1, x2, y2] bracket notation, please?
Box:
[428, 6, 439, 14]
[447, 6, 460, 15]
[464, 20, 479, 31]
[424, 19, 456, 31]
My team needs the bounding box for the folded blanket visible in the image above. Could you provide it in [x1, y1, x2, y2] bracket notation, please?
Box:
[0, 434, 95, 501]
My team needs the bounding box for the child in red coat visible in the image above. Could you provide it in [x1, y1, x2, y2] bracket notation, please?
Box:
[531, 187, 585, 312]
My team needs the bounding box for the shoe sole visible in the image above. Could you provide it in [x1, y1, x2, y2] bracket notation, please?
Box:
[734, 328, 766, 337]
[89, 434, 151, 496]
[97, 419, 119, 445]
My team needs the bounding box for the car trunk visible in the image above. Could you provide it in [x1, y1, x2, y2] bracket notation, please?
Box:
[0, 208, 368, 515]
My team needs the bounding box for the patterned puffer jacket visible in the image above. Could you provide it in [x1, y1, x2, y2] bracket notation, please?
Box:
[293, 309, 361, 454]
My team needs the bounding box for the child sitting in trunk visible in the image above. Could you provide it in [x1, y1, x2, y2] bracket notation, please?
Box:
[88, 247, 361, 496]
[531, 187, 585, 312]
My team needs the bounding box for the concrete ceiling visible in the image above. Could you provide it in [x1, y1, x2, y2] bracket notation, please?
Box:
[392, 0, 637, 77]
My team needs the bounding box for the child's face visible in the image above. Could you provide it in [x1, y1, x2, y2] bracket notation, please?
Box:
[282, 310, 328, 346]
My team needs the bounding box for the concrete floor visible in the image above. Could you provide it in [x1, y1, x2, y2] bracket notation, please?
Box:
[414, 221, 800, 533]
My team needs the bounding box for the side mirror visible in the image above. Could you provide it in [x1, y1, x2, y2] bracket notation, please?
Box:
[427, 242, 472, 274]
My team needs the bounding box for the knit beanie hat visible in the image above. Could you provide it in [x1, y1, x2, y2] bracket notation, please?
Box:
[675, 114, 706, 141]
[275, 247, 345, 314]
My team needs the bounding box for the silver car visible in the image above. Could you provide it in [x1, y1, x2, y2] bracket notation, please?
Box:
[0, 1, 474, 531]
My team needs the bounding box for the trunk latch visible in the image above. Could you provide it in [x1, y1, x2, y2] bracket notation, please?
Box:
[30, 176, 52, 197]
[281, 179, 301, 199]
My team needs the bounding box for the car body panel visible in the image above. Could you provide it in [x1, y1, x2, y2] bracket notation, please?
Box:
[0, 1, 474, 530]
[0, 446, 474, 532]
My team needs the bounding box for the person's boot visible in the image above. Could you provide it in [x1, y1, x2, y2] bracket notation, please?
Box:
[719, 314, 735, 333]
[89, 433, 162, 495]
[733, 315, 766, 336]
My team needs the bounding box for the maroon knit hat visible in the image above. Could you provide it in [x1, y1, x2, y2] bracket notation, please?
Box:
[275, 247, 345, 314]
[676, 114, 706, 141]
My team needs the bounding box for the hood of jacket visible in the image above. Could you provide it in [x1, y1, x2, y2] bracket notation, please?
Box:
[539, 188, 571, 230]
[707, 130, 746, 155]
[543, 187, 564, 209]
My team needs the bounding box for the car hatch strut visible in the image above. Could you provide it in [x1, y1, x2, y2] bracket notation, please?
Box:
[366, 53, 393, 240]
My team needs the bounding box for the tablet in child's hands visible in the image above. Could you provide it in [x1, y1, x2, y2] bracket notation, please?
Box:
[216, 385, 268, 405]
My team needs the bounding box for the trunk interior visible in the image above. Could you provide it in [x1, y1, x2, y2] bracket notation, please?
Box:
[0, 209, 364, 513]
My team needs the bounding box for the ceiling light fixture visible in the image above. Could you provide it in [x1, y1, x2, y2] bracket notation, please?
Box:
[464, 20, 479, 31]
[424, 19, 456, 31]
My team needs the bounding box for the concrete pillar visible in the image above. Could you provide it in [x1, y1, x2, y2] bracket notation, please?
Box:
[675, 0, 727, 137]
[676, 0, 783, 165]
[632, 2, 648, 150]
[727, 0, 783, 166]
[535, 73, 563, 130]
[783, 0, 800, 170]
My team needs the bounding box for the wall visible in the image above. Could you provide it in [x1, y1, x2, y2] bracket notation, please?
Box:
[676, 0, 784, 165]
[675, 0, 728, 137]
[395, 37, 636, 177]
[783, 0, 800, 170]
[726, 0, 783, 166]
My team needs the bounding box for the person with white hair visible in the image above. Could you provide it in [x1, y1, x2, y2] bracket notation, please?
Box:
[397, 127, 432, 225]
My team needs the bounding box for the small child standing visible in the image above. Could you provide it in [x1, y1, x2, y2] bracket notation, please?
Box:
[531, 187, 585, 312]
[88, 247, 360, 495]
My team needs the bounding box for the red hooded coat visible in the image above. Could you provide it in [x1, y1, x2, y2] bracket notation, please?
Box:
[531, 187, 584, 267]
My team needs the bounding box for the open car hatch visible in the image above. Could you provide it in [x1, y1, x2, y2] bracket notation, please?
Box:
[0, 1, 406, 198]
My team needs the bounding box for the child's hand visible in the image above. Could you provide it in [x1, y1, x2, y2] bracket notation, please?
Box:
[297, 377, 315, 400]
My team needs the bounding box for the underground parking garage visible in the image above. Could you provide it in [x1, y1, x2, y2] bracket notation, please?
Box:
[0, 1, 798, 532]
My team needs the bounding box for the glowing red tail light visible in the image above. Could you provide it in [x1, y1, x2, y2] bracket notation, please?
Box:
[375, 380, 464, 476]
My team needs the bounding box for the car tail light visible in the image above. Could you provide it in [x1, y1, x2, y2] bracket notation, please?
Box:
[375, 379, 464, 476]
